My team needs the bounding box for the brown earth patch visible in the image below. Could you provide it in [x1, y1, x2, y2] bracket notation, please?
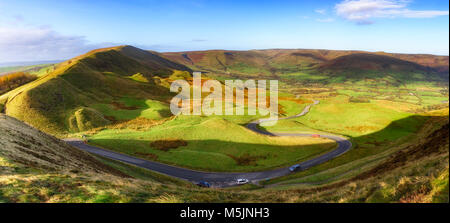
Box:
[150, 139, 188, 151]
[110, 117, 164, 130]
[134, 152, 158, 160]
[345, 125, 379, 133]
[279, 97, 313, 104]
[227, 153, 268, 166]
[111, 101, 139, 110]
[103, 115, 117, 123]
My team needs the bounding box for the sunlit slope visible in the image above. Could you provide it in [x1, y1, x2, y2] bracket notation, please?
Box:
[0, 114, 126, 175]
[1, 46, 191, 135]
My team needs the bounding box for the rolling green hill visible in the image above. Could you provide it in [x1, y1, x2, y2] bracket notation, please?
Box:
[0, 46, 192, 135]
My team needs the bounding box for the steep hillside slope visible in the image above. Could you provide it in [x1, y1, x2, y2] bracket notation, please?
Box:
[0, 46, 190, 135]
[0, 114, 126, 175]
[289, 113, 449, 203]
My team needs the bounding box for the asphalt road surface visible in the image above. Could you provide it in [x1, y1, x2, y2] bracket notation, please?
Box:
[65, 100, 352, 187]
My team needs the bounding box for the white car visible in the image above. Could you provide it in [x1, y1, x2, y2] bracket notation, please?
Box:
[236, 179, 249, 185]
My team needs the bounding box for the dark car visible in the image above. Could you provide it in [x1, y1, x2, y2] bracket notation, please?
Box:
[289, 164, 301, 172]
[196, 181, 211, 188]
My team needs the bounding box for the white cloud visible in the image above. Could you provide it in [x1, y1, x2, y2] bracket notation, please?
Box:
[315, 9, 327, 15]
[0, 25, 112, 63]
[335, 0, 449, 24]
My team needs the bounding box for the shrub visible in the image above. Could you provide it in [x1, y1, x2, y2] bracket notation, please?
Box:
[0, 72, 37, 94]
[349, 96, 370, 103]
[227, 153, 268, 166]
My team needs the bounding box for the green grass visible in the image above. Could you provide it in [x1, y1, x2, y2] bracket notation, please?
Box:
[91, 97, 171, 121]
[89, 115, 337, 172]
[269, 95, 425, 138]
[281, 72, 328, 81]
[278, 100, 307, 117]
[258, 94, 432, 185]
[228, 62, 271, 76]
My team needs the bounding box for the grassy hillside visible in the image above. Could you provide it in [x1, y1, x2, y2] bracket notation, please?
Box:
[0, 72, 37, 95]
[0, 46, 192, 135]
[0, 113, 447, 203]
[0, 114, 126, 175]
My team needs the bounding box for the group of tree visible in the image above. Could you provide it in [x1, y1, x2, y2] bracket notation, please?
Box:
[0, 72, 37, 95]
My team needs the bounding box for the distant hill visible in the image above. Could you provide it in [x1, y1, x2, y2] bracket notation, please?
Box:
[0, 60, 64, 68]
[0, 64, 57, 76]
[317, 53, 448, 82]
[163, 49, 449, 82]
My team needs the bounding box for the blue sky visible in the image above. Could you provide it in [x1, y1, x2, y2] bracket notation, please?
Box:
[0, 0, 448, 62]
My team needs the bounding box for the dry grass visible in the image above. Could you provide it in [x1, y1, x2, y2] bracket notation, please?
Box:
[134, 152, 158, 160]
[227, 153, 268, 166]
[111, 101, 139, 110]
[150, 139, 188, 151]
[0, 72, 37, 95]
[0, 114, 127, 177]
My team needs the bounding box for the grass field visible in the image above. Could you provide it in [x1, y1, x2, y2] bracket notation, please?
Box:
[88, 115, 337, 172]
[91, 97, 172, 121]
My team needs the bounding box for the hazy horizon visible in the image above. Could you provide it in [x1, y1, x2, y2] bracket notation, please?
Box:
[1, 45, 449, 65]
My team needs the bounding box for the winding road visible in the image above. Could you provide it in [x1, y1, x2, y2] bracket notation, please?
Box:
[65, 100, 352, 187]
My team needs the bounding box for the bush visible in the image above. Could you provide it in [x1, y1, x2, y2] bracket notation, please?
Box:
[349, 96, 370, 103]
[0, 72, 37, 94]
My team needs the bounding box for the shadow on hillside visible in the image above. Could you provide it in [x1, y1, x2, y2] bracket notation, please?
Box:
[351, 115, 431, 147]
[95, 101, 172, 121]
[88, 114, 447, 172]
[89, 138, 338, 171]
